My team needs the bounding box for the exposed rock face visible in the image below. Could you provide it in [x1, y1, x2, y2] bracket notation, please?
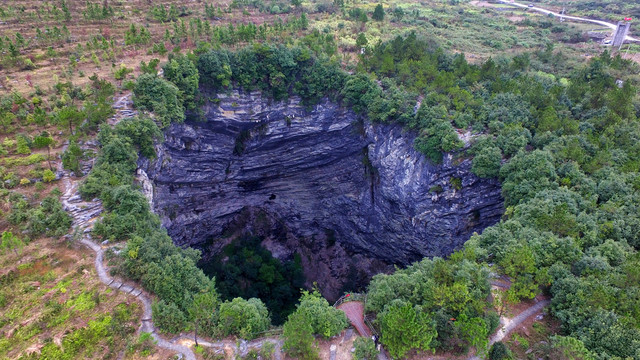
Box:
[140, 91, 503, 300]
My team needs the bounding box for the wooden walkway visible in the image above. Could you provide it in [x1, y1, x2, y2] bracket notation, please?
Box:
[337, 301, 371, 337]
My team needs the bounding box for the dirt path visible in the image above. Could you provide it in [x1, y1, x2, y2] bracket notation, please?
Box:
[337, 301, 371, 337]
[61, 173, 197, 360]
[467, 299, 550, 360]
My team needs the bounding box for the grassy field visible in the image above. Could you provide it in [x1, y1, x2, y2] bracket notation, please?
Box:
[0, 227, 145, 359]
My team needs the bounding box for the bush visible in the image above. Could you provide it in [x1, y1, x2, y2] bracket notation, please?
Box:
[353, 337, 379, 360]
[283, 311, 318, 360]
[217, 297, 270, 339]
[42, 169, 56, 182]
[472, 146, 502, 178]
[488, 341, 512, 360]
[133, 74, 185, 128]
[152, 300, 187, 334]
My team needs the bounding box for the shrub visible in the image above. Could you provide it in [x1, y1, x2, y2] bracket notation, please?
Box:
[217, 297, 270, 339]
[353, 337, 379, 360]
[152, 300, 187, 334]
[42, 169, 56, 182]
[283, 311, 318, 360]
[488, 341, 512, 360]
[15, 134, 30, 154]
[133, 74, 185, 127]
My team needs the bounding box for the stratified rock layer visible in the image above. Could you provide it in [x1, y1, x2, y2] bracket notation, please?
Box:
[140, 91, 503, 299]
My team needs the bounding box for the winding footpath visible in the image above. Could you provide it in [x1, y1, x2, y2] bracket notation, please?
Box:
[59, 97, 197, 360]
[468, 299, 551, 360]
[497, 0, 640, 43]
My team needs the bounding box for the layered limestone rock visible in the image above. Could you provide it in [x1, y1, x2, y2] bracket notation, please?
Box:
[139, 90, 503, 299]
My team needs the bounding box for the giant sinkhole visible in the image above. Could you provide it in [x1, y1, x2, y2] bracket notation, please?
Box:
[138, 90, 504, 313]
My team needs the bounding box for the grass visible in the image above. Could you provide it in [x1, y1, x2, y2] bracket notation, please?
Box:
[0, 235, 142, 359]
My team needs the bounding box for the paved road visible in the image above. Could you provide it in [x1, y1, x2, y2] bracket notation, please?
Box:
[497, 0, 640, 42]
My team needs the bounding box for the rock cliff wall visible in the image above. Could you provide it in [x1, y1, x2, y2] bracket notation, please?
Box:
[140, 90, 503, 299]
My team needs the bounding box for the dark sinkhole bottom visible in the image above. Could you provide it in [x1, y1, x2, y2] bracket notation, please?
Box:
[198, 235, 306, 325]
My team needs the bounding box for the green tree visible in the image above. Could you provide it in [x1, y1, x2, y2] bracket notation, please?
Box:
[8, 41, 19, 58]
[1, 231, 23, 255]
[15, 134, 31, 154]
[62, 141, 84, 175]
[488, 341, 512, 360]
[143, 254, 211, 308]
[57, 106, 85, 135]
[60, 0, 72, 21]
[140, 59, 160, 75]
[372, 4, 384, 21]
[472, 146, 502, 178]
[379, 301, 437, 359]
[353, 337, 379, 360]
[152, 300, 187, 334]
[133, 74, 185, 127]
[283, 311, 318, 360]
[33, 132, 55, 170]
[294, 289, 348, 338]
[356, 33, 368, 48]
[14, 32, 25, 48]
[197, 50, 232, 90]
[300, 12, 308, 29]
[187, 289, 219, 346]
[163, 54, 199, 110]
[217, 297, 270, 339]
[500, 244, 539, 303]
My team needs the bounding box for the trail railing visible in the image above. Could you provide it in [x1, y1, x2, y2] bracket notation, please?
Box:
[333, 292, 366, 308]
